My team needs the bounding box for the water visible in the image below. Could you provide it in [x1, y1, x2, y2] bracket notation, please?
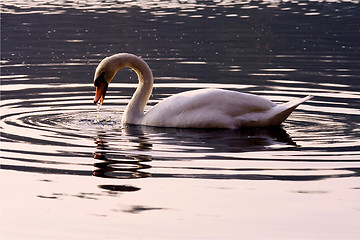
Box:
[1, 1, 360, 239]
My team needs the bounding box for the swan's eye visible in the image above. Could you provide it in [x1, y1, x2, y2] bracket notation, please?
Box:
[94, 72, 106, 87]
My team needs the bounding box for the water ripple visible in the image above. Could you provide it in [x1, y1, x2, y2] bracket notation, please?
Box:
[1, 79, 359, 182]
[1, 0, 359, 183]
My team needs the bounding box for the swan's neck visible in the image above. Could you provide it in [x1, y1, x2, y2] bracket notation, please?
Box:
[119, 54, 153, 125]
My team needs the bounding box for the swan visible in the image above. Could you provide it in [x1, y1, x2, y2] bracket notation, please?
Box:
[93, 53, 312, 128]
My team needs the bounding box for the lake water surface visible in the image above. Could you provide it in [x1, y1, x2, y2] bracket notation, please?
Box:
[1, 1, 360, 239]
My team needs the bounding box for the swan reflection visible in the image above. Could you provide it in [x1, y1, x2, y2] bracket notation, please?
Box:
[92, 125, 299, 183]
[92, 125, 359, 184]
[139, 125, 297, 153]
[93, 131, 152, 180]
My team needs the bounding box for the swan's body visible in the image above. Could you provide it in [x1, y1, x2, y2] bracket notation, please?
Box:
[93, 53, 312, 128]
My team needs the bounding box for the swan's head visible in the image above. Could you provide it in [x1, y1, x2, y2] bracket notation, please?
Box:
[93, 53, 152, 105]
[93, 56, 119, 105]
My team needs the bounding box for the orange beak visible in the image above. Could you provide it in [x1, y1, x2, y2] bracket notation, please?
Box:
[93, 81, 108, 105]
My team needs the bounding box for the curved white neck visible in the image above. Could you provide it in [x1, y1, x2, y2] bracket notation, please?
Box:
[115, 54, 153, 125]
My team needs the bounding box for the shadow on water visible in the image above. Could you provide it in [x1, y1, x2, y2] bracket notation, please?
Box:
[92, 125, 359, 189]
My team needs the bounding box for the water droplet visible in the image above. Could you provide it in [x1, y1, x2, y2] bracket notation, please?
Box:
[94, 103, 102, 123]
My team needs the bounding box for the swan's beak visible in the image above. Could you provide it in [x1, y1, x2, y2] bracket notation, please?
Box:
[94, 81, 108, 105]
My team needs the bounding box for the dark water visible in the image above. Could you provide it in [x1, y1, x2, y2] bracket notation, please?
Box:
[1, 1, 360, 239]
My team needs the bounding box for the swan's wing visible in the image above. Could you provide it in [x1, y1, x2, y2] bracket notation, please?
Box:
[142, 88, 276, 128]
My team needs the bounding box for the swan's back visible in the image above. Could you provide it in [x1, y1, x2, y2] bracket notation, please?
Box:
[142, 88, 277, 128]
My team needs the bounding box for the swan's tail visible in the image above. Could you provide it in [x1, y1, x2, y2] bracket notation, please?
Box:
[236, 95, 313, 127]
[261, 95, 313, 126]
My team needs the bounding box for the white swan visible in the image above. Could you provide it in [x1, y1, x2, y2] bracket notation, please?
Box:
[93, 53, 312, 128]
